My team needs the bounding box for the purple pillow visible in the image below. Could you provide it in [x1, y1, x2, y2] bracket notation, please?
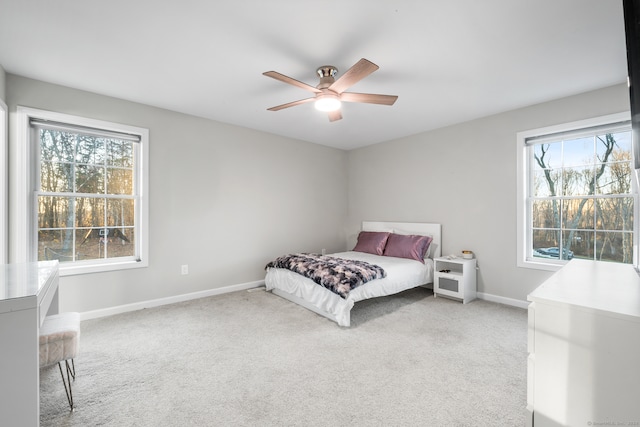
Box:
[383, 233, 433, 263]
[352, 231, 390, 256]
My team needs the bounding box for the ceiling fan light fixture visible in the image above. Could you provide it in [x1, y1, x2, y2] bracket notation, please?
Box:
[264, 58, 397, 121]
[315, 95, 341, 112]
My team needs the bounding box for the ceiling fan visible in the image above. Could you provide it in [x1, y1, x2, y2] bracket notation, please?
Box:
[263, 58, 398, 122]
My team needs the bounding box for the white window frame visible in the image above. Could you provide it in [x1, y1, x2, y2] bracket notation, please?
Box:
[516, 112, 637, 271]
[14, 107, 149, 276]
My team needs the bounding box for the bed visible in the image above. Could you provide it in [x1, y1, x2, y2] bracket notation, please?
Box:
[265, 221, 442, 327]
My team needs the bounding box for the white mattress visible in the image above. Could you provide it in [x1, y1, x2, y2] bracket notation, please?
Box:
[265, 251, 434, 327]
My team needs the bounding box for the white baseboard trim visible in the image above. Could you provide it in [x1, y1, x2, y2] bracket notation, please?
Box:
[80, 280, 265, 321]
[79, 282, 527, 321]
[477, 292, 529, 309]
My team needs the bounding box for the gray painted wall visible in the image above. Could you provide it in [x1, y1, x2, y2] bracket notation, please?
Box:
[347, 83, 630, 302]
[5, 72, 631, 311]
[6, 74, 348, 313]
[0, 65, 5, 101]
[1, 65, 5, 265]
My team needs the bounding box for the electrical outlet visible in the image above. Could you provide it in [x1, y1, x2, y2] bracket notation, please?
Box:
[181, 264, 189, 275]
[321, 248, 326, 255]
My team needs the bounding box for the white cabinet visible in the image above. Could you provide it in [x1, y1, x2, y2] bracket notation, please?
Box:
[527, 259, 640, 427]
[433, 257, 476, 303]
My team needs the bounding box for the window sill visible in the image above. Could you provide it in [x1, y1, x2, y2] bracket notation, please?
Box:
[517, 258, 566, 272]
[59, 258, 148, 276]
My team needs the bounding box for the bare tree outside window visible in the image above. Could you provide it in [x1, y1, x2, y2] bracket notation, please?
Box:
[37, 129, 136, 263]
[530, 130, 634, 264]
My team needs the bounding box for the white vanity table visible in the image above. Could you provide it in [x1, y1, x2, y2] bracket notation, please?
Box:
[0, 261, 59, 426]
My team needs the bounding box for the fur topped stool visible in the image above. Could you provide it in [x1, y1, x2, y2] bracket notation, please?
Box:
[39, 312, 81, 410]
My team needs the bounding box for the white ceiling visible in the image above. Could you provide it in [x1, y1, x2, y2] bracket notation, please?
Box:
[0, 0, 628, 150]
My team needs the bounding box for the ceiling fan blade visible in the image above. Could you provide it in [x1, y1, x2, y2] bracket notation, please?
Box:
[340, 92, 398, 106]
[263, 71, 321, 93]
[328, 58, 379, 94]
[328, 110, 342, 122]
[267, 97, 315, 111]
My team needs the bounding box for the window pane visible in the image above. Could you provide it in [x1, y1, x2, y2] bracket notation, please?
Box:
[608, 131, 632, 153]
[562, 198, 594, 230]
[563, 136, 594, 166]
[562, 165, 593, 196]
[532, 200, 560, 228]
[75, 197, 105, 228]
[76, 165, 105, 193]
[596, 161, 632, 195]
[41, 162, 73, 192]
[533, 143, 562, 170]
[595, 197, 634, 231]
[107, 139, 133, 167]
[533, 169, 560, 197]
[532, 230, 576, 261]
[75, 228, 104, 261]
[38, 196, 73, 229]
[565, 230, 593, 260]
[107, 168, 133, 195]
[75, 134, 105, 164]
[597, 132, 631, 161]
[596, 231, 633, 263]
[532, 229, 560, 258]
[40, 130, 75, 163]
[38, 229, 75, 262]
[107, 199, 134, 227]
[105, 228, 135, 259]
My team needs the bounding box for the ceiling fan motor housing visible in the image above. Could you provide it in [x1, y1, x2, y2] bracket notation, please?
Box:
[316, 66, 338, 89]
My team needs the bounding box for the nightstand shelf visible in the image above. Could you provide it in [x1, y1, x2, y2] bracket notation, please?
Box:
[433, 257, 477, 303]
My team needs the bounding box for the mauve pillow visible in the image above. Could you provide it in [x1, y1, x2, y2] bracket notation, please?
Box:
[383, 233, 433, 263]
[394, 228, 434, 258]
[352, 231, 390, 256]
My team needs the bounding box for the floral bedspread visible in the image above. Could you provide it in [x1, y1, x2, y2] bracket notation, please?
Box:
[265, 253, 386, 299]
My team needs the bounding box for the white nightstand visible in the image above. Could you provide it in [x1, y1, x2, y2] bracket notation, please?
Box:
[433, 257, 477, 303]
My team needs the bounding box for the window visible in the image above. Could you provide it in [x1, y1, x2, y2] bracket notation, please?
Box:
[15, 107, 148, 275]
[517, 113, 637, 270]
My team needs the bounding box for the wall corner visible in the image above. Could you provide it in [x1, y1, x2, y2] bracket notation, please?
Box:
[0, 64, 6, 102]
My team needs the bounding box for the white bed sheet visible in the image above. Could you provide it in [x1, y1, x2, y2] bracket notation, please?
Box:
[264, 251, 434, 327]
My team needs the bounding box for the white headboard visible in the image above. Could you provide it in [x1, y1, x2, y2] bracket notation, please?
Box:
[362, 221, 442, 259]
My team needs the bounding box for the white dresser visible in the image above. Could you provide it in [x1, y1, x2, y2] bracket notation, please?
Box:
[0, 261, 59, 426]
[527, 259, 640, 426]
